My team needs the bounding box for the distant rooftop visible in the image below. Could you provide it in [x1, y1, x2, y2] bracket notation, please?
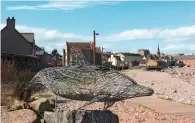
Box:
[120, 52, 142, 57]
[174, 55, 195, 60]
[66, 41, 92, 51]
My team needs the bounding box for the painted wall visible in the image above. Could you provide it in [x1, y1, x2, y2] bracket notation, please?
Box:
[108, 54, 118, 67]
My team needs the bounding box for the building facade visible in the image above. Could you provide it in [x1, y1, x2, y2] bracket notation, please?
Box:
[1, 17, 34, 56]
[63, 41, 102, 66]
[174, 55, 195, 66]
[1, 17, 52, 70]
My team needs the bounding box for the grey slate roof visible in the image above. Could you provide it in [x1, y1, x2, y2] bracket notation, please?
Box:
[121, 52, 142, 57]
[119, 53, 143, 62]
[124, 55, 143, 62]
[21, 33, 35, 43]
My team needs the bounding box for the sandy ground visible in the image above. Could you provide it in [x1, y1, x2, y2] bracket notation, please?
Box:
[122, 68, 195, 105]
[86, 101, 195, 123]
[56, 99, 195, 123]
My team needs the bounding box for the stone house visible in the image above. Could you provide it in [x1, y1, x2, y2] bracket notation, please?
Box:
[122, 53, 143, 67]
[137, 49, 151, 59]
[102, 52, 111, 62]
[34, 45, 53, 69]
[145, 59, 158, 66]
[108, 54, 124, 69]
[146, 59, 167, 68]
[1, 17, 52, 70]
[51, 49, 62, 67]
[174, 55, 195, 66]
[101, 52, 112, 67]
[1, 17, 35, 56]
[63, 41, 102, 66]
[114, 52, 144, 68]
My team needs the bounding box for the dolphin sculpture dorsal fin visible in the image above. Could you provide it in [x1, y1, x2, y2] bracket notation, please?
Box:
[69, 46, 89, 66]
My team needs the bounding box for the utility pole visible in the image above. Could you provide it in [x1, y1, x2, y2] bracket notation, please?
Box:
[110, 51, 112, 69]
[101, 47, 104, 67]
[93, 30, 99, 65]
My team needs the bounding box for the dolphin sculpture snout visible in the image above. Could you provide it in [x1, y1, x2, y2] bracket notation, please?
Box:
[140, 86, 154, 96]
[125, 85, 154, 98]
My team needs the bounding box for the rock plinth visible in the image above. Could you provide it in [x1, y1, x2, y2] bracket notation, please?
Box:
[44, 110, 119, 123]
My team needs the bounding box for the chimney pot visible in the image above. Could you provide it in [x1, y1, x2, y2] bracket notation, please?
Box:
[7, 16, 15, 29]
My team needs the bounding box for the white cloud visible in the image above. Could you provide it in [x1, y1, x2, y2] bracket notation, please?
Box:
[105, 25, 195, 42]
[105, 29, 160, 41]
[6, 1, 118, 11]
[1, 23, 195, 54]
[0, 24, 6, 30]
[159, 25, 195, 41]
[162, 44, 195, 51]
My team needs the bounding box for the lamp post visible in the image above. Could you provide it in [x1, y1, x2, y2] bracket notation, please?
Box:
[101, 47, 105, 67]
[93, 30, 99, 65]
[110, 51, 112, 69]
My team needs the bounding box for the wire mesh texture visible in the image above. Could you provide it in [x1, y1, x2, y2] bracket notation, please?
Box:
[28, 46, 154, 108]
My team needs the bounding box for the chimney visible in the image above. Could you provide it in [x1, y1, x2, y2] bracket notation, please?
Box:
[7, 16, 15, 29]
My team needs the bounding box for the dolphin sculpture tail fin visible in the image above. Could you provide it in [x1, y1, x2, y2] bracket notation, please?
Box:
[69, 46, 90, 66]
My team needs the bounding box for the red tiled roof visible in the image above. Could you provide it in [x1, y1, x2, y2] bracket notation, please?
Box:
[21, 33, 35, 43]
[66, 42, 93, 51]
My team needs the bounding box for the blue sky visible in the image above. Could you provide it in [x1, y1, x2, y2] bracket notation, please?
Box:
[1, 1, 195, 55]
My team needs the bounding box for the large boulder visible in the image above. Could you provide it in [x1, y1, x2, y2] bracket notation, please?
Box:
[28, 98, 53, 117]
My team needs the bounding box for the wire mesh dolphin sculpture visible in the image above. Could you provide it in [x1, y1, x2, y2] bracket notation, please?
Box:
[27, 46, 154, 109]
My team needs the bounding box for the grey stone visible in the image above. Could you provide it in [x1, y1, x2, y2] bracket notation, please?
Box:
[28, 98, 53, 117]
[44, 110, 72, 123]
[79, 110, 119, 123]
[44, 110, 119, 123]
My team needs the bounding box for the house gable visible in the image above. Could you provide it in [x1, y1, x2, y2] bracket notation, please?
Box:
[66, 42, 93, 51]
[65, 41, 93, 65]
[1, 18, 33, 56]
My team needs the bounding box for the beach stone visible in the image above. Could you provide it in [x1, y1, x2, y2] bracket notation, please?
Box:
[1, 109, 37, 123]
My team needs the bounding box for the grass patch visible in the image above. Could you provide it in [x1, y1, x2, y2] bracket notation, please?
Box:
[158, 96, 173, 101]
[121, 70, 137, 78]
[138, 104, 155, 111]
[33, 93, 53, 99]
[166, 97, 173, 101]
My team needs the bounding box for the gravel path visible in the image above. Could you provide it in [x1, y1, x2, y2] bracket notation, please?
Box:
[122, 69, 195, 105]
